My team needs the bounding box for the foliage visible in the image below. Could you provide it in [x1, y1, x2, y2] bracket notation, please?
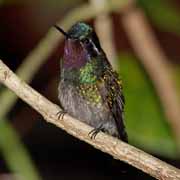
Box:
[118, 53, 178, 158]
[138, 0, 180, 34]
[0, 120, 41, 180]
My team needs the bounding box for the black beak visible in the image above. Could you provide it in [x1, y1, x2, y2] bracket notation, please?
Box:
[54, 25, 70, 38]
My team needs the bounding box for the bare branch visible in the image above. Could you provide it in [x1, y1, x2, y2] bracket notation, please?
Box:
[0, 60, 180, 180]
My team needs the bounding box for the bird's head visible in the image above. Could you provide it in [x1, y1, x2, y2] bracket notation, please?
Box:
[55, 22, 103, 69]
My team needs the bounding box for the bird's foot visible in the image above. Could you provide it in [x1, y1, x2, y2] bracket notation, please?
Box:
[56, 110, 67, 120]
[88, 124, 103, 139]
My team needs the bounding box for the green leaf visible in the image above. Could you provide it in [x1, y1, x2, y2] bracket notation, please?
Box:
[138, 0, 180, 35]
[117, 53, 178, 158]
[0, 120, 41, 180]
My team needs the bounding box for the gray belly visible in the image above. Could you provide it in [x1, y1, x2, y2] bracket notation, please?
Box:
[58, 81, 119, 137]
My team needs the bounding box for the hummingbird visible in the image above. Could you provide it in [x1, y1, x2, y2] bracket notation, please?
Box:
[55, 22, 128, 142]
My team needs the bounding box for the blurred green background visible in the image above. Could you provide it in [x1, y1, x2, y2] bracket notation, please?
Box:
[0, 0, 180, 179]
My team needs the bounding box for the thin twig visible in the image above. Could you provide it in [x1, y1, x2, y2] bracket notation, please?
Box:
[0, 60, 180, 180]
[122, 7, 180, 150]
[0, 0, 133, 119]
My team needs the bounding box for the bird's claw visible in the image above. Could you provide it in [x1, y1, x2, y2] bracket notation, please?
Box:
[88, 125, 103, 139]
[56, 110, 66, 120]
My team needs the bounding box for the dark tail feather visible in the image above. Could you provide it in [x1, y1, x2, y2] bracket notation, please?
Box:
[119, 126, 128, 143]
[117, 115, 128, 143]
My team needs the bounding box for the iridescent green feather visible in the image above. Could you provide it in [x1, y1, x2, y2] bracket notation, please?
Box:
[79, 59, 98, 84]
[68, 22, 93, 40]
[77, 84, 102, 106]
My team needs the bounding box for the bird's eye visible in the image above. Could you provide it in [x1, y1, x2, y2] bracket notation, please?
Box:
[83, 38, 90, 44]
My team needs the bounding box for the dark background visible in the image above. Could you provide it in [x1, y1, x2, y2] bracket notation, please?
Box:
[0, 0, 180, 179]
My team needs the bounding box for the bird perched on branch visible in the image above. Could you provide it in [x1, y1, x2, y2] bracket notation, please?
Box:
[55, 22, 128, 142]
